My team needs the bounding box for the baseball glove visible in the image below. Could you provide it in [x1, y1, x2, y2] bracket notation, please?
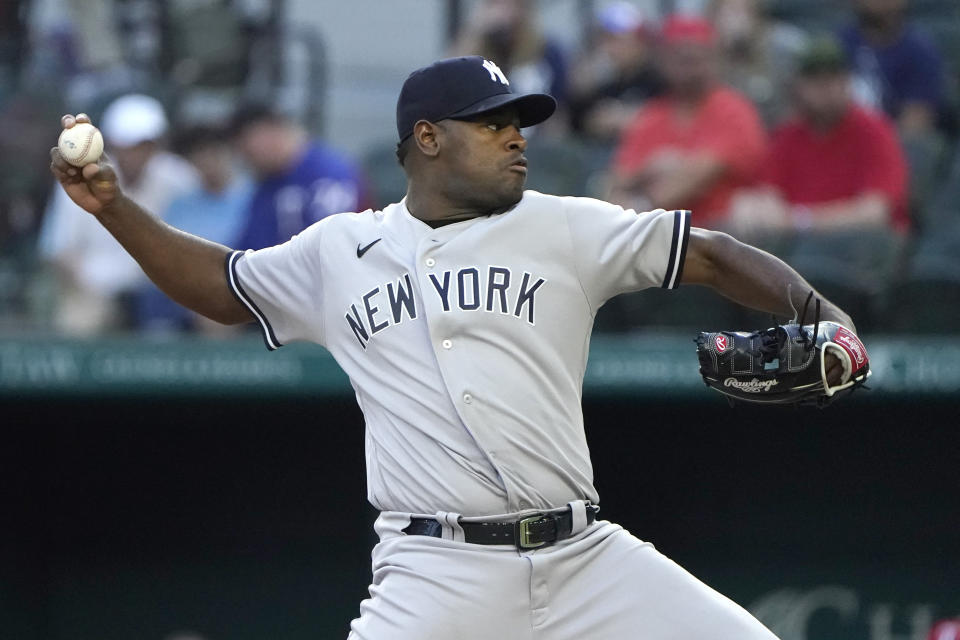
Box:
[695, 295, 870, 406]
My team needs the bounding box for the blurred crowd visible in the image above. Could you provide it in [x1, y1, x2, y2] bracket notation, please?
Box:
[1, 0, 959, 337]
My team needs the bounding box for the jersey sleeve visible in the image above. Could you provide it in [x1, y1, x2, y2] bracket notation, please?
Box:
[226, 219, 328, 350]
[562, 197, 691, 310]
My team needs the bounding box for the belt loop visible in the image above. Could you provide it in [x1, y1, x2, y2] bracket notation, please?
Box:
[435, 511, 466, 542]
[567, 500, 588, 535]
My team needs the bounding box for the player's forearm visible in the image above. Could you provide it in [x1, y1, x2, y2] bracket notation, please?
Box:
[683, 229, 855, 331]
[94, 194, 252, 325]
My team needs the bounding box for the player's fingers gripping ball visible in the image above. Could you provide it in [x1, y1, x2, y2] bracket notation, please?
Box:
[58, 121, 104, 167]
[695, 304, 870, 407]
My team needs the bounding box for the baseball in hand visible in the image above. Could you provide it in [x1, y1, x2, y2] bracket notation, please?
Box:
[58, 122, 104, 167]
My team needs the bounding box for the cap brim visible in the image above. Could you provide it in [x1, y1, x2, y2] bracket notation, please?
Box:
[447, 92, 557, 128]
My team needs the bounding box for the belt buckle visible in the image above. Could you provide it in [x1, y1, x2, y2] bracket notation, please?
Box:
[517, 515, 550, 549]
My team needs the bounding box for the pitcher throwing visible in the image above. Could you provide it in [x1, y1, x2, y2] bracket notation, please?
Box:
[51, 56, 858, 639]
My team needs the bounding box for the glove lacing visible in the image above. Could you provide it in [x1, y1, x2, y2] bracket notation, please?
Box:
[797, 290, 821, 350]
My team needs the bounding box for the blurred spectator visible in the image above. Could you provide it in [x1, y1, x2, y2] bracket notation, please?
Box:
[728, 37, 909, 239]
[608, 15, 766, 229]
[450, 0, 569, 113]
[232, 103, 369, 250]
[0, 0, 27, 99]
[22, 0, 140, 109]
[568, 1, 665, 143]
[707, 0, 808, 127]
[38, 93, 199, 334]
[929, 619, 960, 640]
[135, 125, 253, 333]
[838, 0, 946, 138]
[0, 88, 65, 249]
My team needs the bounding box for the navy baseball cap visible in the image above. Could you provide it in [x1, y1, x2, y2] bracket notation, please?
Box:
[396, 56, 557, 142]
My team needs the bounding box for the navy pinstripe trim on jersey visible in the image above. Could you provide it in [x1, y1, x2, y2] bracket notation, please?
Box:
[225, 250, 283, 351]
[661, 210, 692, 289]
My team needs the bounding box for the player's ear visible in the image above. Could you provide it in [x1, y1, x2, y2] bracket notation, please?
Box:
[413, 120, 441, 158]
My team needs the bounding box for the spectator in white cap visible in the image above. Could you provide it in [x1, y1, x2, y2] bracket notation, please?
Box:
[37, 93, 199, 334]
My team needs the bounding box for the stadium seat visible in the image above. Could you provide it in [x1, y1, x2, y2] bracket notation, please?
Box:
[361, 139, 409, 210]
[882, 231, 960, 333]
[597, 286, 745, 333]
[523, 137, 591, 197]
[166, 3, 250, 87]
[767, 0, 848, 32]
[911, 0, 960, 90]
[787, 229, 904, 332]
[909, 0, 958, 15]
[918, 20, 960, 84]
[900, 131, 949, 232]
[923, 143, 960, 232]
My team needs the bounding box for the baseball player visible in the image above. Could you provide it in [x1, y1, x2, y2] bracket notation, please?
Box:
[51, 56, 854, 639]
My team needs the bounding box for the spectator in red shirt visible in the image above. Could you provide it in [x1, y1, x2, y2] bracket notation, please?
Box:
[728, 36, 909, 240]
[608, 14, 766, 229]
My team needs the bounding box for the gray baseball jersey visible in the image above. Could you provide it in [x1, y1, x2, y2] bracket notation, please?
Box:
[227, 191, 690, 516]
[226, 192, 782, 640]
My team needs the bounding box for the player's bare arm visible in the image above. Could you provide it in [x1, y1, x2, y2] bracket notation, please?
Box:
[681, 228, 853, 328]
[50, 114, 252, 326]
[681, 227, 855, 383]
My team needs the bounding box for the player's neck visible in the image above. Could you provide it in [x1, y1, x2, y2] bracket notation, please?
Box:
[405, 184, 500, 227]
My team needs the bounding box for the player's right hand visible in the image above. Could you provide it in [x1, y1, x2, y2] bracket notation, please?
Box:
[49, 114, 119, 216]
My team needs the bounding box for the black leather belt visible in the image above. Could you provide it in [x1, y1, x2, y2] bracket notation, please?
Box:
[402, 504, 599, 550]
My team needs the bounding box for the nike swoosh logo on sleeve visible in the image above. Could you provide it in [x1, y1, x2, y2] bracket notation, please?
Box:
[357, 238, 382, 258]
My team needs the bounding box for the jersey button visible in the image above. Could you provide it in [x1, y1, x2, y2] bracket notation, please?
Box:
[441, 339, 452, 349]
[463, 393, 473, 404]
[425, 258, 436, 267]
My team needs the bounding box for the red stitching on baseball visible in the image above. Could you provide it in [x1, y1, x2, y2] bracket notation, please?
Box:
[77, 128, 94, 163]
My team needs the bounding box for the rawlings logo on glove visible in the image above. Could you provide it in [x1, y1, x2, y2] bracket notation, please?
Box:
[723, 377, 780, 393]
[695, 295, 870, 406]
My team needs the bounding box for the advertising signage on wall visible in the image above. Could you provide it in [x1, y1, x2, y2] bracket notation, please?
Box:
[2, 334, 959, 398]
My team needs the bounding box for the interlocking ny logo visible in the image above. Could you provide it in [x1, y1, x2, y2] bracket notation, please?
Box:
[482, 59, 509, 85]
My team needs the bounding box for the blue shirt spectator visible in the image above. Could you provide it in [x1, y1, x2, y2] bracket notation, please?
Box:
[165, 179, 252, 245]
[838, 0, 946, 136]
[136, 126, 253, 332]
[236, 142, 366, 250]
[233, 104, 368, 250]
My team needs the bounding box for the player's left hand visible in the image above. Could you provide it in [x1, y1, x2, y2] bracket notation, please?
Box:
[696, 320, 870, 407]
[815, 308, 858, 388]
[50, 114, 120, 216]
[824, 351, 845, 387]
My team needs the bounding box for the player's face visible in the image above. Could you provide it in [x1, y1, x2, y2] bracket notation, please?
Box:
[436, 106, 529, 212]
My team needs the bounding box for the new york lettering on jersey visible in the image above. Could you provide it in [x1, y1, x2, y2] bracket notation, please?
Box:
[345, 266, 546, 350]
